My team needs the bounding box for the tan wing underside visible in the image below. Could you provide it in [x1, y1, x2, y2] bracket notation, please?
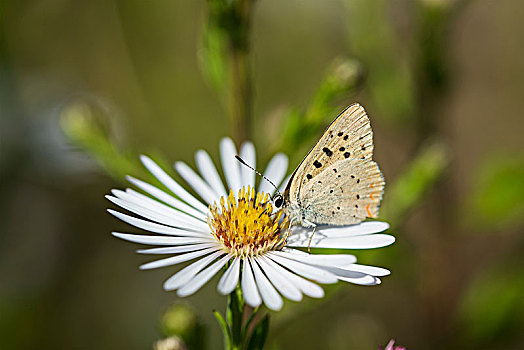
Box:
[288, 103, 374, 202]
[300, 159, 384, 225]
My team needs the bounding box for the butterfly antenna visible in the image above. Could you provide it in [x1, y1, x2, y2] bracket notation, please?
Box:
[234, 155, 281, 196]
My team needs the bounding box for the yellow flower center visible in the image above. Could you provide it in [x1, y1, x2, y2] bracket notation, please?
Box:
[208, 186, 289, 257]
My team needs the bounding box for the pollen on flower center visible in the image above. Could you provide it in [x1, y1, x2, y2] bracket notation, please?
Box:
[207, 186, 289, 257]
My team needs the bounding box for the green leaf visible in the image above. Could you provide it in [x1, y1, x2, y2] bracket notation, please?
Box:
[246, 314, 269, 350]
[466, 154, 524, 229]
[214, 310, 232, 350]
[59, 101, 141, 183]
[380, 140, 450, 225]
[277, 58, 365, 156]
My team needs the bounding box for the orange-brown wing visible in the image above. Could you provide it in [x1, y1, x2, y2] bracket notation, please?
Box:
[287, 103, 375, 202]
[300, 159, 384, 225]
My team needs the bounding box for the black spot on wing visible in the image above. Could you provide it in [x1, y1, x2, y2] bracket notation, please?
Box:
[313, 160, 322, 168]
[344, 135, 349, 141]
[344, 152, 351, 158]
[337, 132, 343, 136]
[322, 147, 333, 156]
[339, 147, 345, 152]
[306, 174, 312, 180]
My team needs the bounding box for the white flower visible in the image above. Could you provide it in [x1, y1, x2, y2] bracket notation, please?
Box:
[107, 137, 395, 311]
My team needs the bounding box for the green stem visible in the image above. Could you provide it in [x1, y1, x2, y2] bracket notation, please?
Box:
[228, 287, 243, 349]
[217, 283, 268, 350]
[226, 0, 255, 144]
[228, 41, 252, 143]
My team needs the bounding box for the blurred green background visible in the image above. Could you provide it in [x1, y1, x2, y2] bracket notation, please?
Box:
[1, 0, 523, 349]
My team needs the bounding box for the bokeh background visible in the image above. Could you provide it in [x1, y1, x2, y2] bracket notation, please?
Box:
[1, 0, 523, 349]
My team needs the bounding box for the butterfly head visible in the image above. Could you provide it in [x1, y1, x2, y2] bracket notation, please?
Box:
[273, 193, 284, 209]
[235, 154, 287, 208]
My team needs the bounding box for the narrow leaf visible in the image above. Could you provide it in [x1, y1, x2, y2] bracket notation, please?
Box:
[213, 310, 232, 350]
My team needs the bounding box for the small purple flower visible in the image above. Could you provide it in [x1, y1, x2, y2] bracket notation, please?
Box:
[379, 339, 406, 350]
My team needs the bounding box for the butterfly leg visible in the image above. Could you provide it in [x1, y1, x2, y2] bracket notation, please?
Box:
[304, 219, 317, 253]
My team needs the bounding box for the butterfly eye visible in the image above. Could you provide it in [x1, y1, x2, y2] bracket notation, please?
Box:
[274, 195, 283, 208]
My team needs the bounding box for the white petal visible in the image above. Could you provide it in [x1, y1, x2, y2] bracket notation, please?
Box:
[137, 242, 217, 254]
[274, 250, 357, 268]
[260, 256, 324, 298]
[266, 253, 338, 284]
[195, 150, 227, 198]
[239, 141, 256, 189]
[346, 264, 391, 276]
[276, 249, 357, 268]
[250, 257, 283, 311]
[217, 257, 241, 295]
[305, 234, 397, 249]
[220, 138, 242, 193]
[126, 176, 207, 221]
[177, 255, 230, 297]
[241, 258, 262, 308]
[288, 221, 390, 244]
[319, 266, 381, 285]
[139, 247, 219, 270]
[112, 232, 210, 246]
[106, 195, 199, 233]
[108, 209, 209, 238]
[256, 256, 302, 302]
[140, 155, 208, 213]
[338, 275, 381, 285]
[175, 161, 220, 205]
[321, 266, 368, 279]
[277, 174, 291, 195]
[123, 189, 208, 229]
[259, 153, 288, 195]
[163, 251, 223, 291]
[108, 191, 207, 231]
[323, 221, 390, 236]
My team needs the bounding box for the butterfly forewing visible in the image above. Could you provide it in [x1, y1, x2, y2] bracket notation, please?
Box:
[300, 159, 384, 225]
[287, 103, 375, 202]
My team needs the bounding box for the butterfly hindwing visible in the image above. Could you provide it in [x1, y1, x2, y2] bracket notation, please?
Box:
[299, 159, 384, 225]
[287, 103, 374, 202]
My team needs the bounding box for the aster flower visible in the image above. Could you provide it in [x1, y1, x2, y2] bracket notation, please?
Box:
[107, 137, 395, 311]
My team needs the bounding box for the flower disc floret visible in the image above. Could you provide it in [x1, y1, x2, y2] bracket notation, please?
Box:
[208, 186, 289, 257]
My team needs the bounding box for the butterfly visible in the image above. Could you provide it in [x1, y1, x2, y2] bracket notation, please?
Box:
[272, 103, 385, 230]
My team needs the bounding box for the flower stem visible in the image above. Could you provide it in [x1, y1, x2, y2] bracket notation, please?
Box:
[226, 0, 255, 143]
[217, 284, 268, 350]
[227, 287, 243, 349]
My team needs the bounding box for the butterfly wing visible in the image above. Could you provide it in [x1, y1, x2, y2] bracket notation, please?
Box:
[299, 159, 384, 225]
[285, 103, 375, 203]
